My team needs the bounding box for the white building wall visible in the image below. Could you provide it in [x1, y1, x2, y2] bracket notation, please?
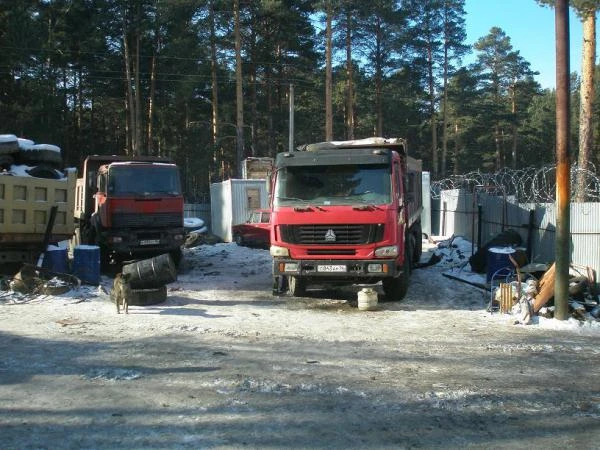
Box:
[210, 179, 268, 242]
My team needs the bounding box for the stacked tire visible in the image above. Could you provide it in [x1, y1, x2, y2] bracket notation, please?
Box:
[0, 134, 64, 176]
[120, 253, 177, 306]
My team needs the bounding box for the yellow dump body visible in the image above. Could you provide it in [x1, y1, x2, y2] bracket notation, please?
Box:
[0, 169, 76, 246]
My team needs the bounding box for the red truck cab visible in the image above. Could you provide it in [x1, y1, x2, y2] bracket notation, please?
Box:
[269, 138, 422, 300]
[74, 156, 185, 265]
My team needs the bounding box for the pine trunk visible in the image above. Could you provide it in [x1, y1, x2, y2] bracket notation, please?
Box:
[575, 12, 596, 202]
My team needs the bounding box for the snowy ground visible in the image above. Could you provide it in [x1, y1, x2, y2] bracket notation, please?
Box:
[1, 237, 599, 449]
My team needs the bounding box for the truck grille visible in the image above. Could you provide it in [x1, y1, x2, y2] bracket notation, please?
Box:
[280, 224, 383, 245]
[112, 212, 182, 228]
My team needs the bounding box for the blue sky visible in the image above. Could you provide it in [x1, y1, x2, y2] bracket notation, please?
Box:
[464, 0, 587, 89]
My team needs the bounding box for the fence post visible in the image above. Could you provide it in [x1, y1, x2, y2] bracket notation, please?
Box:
[442, 201, 447, 236]
[527, 209, 535, 263]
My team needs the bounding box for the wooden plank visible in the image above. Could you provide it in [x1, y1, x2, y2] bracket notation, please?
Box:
[533, 263, 556, 312]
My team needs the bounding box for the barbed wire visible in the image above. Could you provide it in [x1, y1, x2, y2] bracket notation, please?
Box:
[430, 164, 600, 203]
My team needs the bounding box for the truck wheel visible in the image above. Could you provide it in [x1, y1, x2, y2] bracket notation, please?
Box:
[272, 275, 287, 296]
[234, 234, 244, 246]
[382, 239, 413, 301]
[288, 276, 306, 297]
[413, 224, 423, 264]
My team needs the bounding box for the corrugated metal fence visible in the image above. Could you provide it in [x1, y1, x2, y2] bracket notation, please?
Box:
[184, 203, 211, 230]
[434, 189, 600, 277]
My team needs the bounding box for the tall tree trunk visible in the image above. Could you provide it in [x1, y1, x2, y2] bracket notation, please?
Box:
[441, 46, 448, 177]
[452, 121, 460, 175]
[375, 15, 383, 137]
[123, 29, 135, 156]
[576, 11, 596, 202]
[209, 0, 220, 177]
[267, 67, 275, 157]
[147, 32, 159, 156]
[234, 0, 245, 177]
[427, 41, 438, 177]
[134, 23, 142, 156]
[248, 5, 257, 157]
[511, 84, 518, 169]
[345, 8, 354, 140]
[325, 0, 333, 141]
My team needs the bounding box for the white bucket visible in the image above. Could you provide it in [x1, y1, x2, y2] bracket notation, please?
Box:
[357, 288, 378, 311]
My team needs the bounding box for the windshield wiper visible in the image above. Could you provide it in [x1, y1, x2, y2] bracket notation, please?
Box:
[276, 196, 308, 202]
[352, 204, 382, 211]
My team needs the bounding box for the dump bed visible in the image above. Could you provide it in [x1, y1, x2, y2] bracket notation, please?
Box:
[0, 169, 76, 244]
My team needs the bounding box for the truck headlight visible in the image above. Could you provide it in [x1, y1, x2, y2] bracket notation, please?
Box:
[270, 245, 289, 257]
[374, 245, 398, 258]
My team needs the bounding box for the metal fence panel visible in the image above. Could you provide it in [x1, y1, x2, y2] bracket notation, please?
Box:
[435, 189, 600, 278]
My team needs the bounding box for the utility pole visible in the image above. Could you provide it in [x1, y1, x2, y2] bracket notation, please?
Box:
[234, 0, 245, 178]
[554, 0, 570, 320]
[289, 84, 294, 152]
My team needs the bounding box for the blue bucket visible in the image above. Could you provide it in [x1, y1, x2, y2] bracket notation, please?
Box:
[486, 247, 516, 282]
[72, 245, 101, 285]
[43, 245, 69, 273]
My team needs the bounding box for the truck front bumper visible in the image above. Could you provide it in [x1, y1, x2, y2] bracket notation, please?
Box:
[100, 228, 185, 255]
[272, 258, 401, 279]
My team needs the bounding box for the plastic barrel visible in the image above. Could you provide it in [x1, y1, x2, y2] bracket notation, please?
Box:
[486, 247, 516, 282]
[72, 245, 101, 285]
[43, 245, 69, 273]
[122, 253, 177, 289]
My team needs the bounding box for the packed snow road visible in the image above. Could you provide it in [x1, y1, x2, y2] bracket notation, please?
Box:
[1, 241, 599, 449]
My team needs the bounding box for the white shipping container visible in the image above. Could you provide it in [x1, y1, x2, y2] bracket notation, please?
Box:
[210, 178, 269, 242]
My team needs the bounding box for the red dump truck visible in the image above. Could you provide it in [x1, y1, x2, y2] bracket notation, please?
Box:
[269, 137, 422, 300]
[73, 155, 185, 266]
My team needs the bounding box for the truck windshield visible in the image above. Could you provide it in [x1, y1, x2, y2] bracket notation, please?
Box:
[108, 165, 182, 196]
[274, 164, 391, 206]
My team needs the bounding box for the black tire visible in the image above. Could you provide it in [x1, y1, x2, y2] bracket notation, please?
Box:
[18, 146, 62, 167]
[272, 275, 287, 296]
[382, 238, 413, 301]
[26, 165, 62, 179]
[170, 248, 183, 268]
[0, 135, 18, 155]
[0, 154, 14, 169]
[234, 234, 244, 246]
[413, 224, 423, 264]
[288, 275, 306, 297]
[128, 285, 168, 306]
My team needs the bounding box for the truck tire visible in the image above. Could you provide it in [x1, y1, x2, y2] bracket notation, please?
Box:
[234, 234, 244, 246]
[0, 154, 14, 169]
[272, 275, 287, 296]
[18, 145, 62, 168]
[382, 238, 413, 301]
[413, 224, 423, 264]
[287, 275, 306, 297]
[128, 285, 168, 306]
[0, 134, 18, 154]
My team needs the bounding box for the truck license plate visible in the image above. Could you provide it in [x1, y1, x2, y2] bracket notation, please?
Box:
[317, 264, 346, 272]
[139, 239, 160, 246]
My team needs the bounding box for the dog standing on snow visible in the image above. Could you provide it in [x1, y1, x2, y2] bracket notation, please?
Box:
[111, 273, 132, 314]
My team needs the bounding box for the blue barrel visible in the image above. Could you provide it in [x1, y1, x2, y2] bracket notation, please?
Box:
[486, 247, 516, 282]
[73, 245, 101, 285]
[43, 245, 69, 273]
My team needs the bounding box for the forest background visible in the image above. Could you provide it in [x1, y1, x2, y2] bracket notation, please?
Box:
[1, 0, 598, 200]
